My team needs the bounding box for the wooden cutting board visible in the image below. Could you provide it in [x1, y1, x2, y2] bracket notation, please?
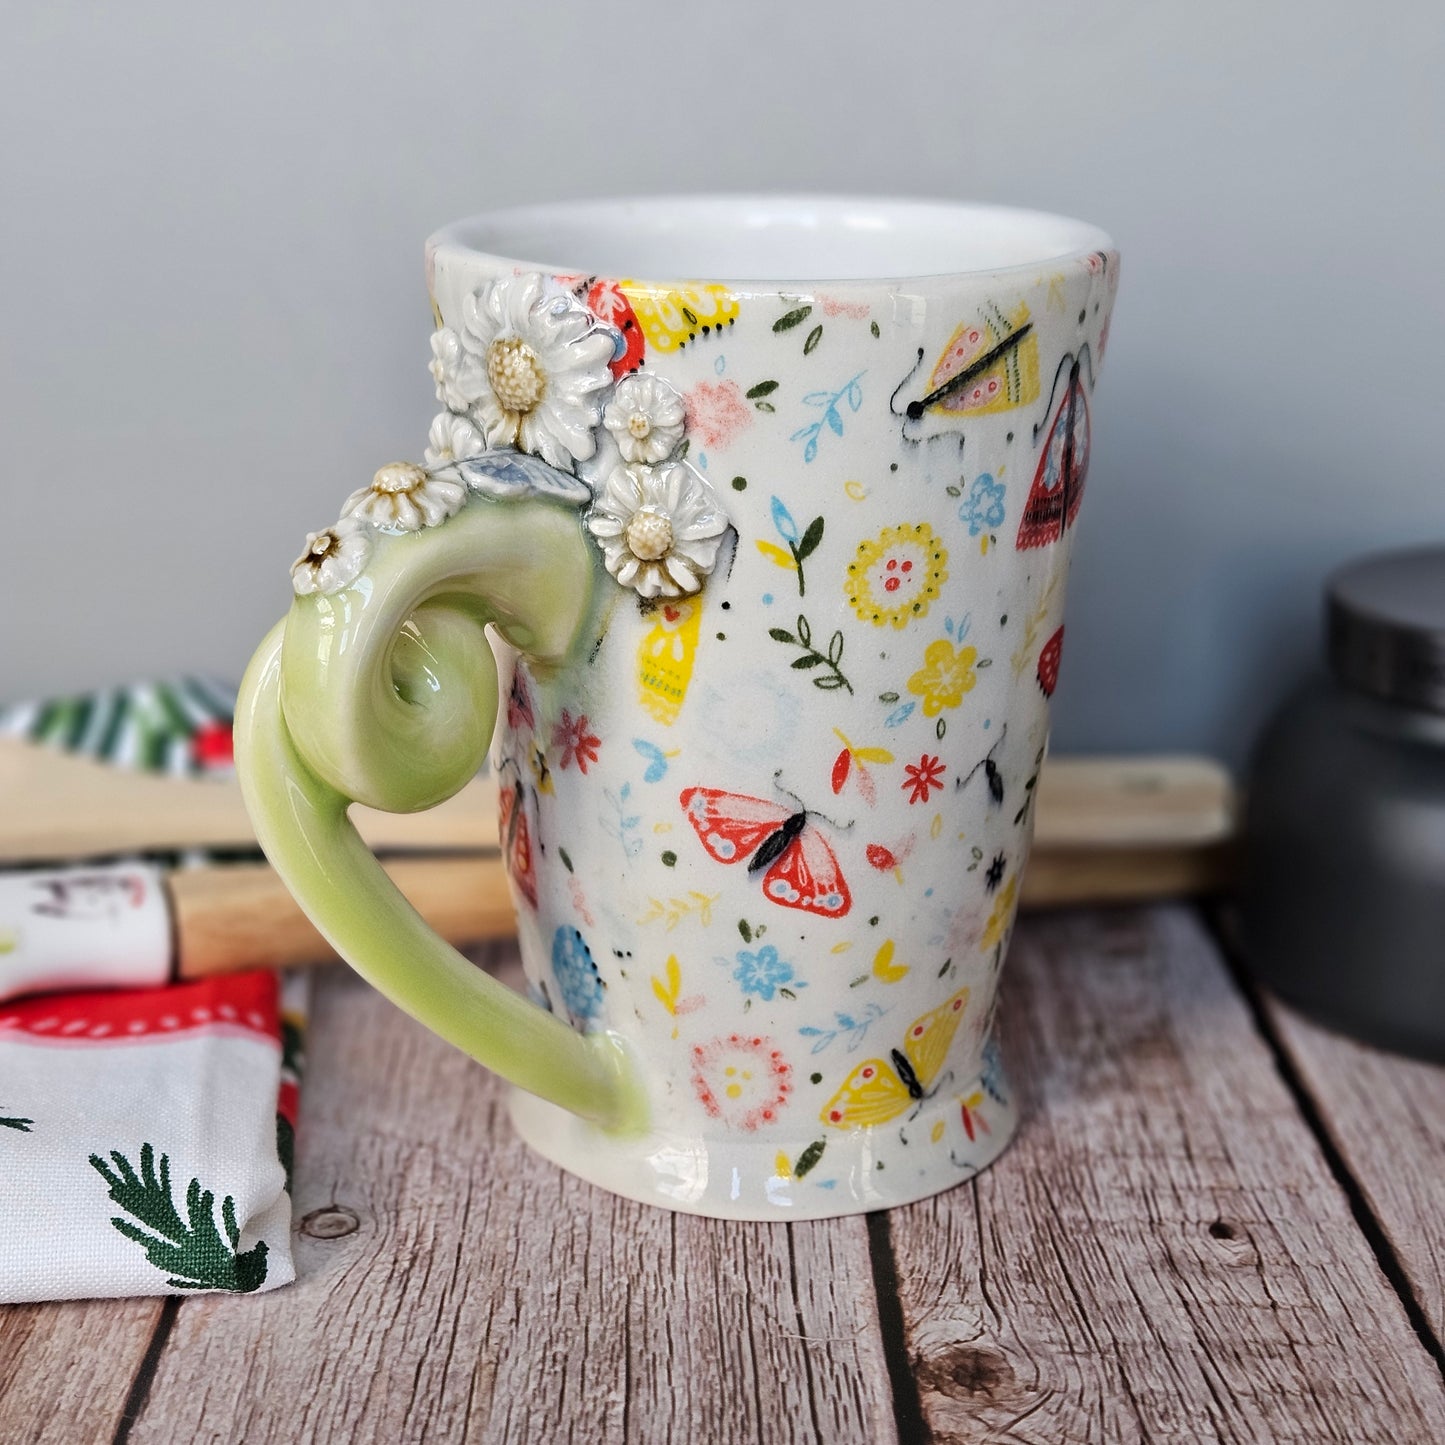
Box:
[0, 738, 1238, 980]
[0, 736, 1234, 863]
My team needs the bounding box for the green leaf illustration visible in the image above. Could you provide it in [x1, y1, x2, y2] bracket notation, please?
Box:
[794, 1139, 827, 1179]
[746, 380, 779, 399]
[1, 1113, 33, 1133]
[89, 1143, 269, 1293]
[773, 306, 812, 332]
[767, 613, 853, 694]
[796, 516, 825, 562]
[803, 324, 823, 355]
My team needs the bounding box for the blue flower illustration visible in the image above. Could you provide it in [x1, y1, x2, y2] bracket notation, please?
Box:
[551, 925, 604, 1027]
[980, 1036, 1009, 1105]
[730, 945, 800, 1001]
[960, 473, 1006, 537]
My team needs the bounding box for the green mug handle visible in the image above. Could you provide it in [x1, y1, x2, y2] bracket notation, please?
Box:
[235, 488, 647, 1134]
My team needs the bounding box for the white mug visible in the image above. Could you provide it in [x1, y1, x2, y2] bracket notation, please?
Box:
[238, 196, 1118, 1218]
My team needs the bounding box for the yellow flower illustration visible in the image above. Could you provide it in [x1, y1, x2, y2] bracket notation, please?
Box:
[844, 523, 948, 628]
[907, 638, 978, 716]
[980, 876, 1018, 953]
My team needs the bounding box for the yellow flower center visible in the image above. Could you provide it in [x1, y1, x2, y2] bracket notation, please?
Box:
[371, 462, 427, 495]
[627, 412, 653, 440]
[625, 507, 674, 562]
[487, 336, 546, 414]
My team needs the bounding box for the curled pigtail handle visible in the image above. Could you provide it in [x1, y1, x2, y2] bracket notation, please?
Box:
[236, 491, 646, 1134]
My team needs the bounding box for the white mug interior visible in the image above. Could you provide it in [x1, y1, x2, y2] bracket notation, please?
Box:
[428, 194, 1114, 283]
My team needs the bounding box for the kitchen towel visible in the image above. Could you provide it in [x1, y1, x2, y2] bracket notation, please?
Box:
[0, 678, 304, 1303]
[0, 973, 304, 1302]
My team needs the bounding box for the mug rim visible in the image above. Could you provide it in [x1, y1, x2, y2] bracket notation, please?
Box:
[427, 193, 1115, 287]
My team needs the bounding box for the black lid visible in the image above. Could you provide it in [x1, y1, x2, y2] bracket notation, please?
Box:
[1327, 546, 1445, 713]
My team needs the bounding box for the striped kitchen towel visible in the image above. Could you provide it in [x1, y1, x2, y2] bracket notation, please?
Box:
[0, 676, 238, 777]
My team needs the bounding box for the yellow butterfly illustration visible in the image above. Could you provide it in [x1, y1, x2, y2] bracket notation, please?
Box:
[618, 281, 740, 354]
[820, 987, 970, 1129]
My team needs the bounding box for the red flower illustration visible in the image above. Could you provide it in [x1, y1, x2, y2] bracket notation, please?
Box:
[552, 710, 601, 774]
[691, 1034, 792, 1130]
[902, 754, 946, 805]
[684, 379, 752, 449]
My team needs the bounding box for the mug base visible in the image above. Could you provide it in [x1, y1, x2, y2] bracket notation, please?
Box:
[508, 1059, 1019, 1221]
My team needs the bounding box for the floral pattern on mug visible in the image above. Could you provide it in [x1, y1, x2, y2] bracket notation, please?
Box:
[424, 410, 487, 469]
[691, 1034, 792, 1129]
[844, 523, 949, 628]
[907, 638, 980, 716]
[290, 517, 371, 597]
[586, 459, 729, 598]
[684, 379, 752, 450]
[551, 925, 605, 1028]
[552, 711, 601, 774]
[458, 274, 618, 469]
[603, 373, 687, 464]
[342, 462, 466, 533]
[901, 754, 946, 805]
[722, 944, 803, 1002]
[960, 474, 1007, 537]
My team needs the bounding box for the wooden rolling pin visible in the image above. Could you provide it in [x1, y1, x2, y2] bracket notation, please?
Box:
[166, 752, 1239, 978]
[163, 835, 1234, 980]
[168, 855, 514, 975]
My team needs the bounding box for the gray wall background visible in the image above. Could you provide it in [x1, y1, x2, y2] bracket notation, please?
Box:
[3, 1, 1442, 764]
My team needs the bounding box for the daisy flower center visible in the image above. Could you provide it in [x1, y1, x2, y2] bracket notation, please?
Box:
[371, 462, 427, 495]
[624, 507, 674, 562]
[487, 336, 547, 414]
[627, 412, 653, 440]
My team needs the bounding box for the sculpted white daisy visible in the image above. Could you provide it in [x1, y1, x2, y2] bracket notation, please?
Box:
[424, 410, 486, 469]
[587, 459, 729, 598]
[291, 516, 371, 597]
[603, 373, 686, 464]
[429, 327, 487, 413]
[342, 461, 466, 532]
[460, 273, 617, 470]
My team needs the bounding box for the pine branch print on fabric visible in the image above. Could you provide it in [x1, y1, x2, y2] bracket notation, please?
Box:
[88, 1143, 268, 1292]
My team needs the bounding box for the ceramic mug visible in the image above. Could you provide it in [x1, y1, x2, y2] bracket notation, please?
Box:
[237, 196, 1117, 1219]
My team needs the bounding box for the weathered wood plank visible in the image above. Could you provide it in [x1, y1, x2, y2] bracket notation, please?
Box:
[887, 906, 1445, 1444]
[0, 1295, 166, 1444]
[1264, 995, 1445, 1343]
[124, 947, 897, 1445]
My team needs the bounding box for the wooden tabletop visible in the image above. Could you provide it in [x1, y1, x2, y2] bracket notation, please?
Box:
[4, 905, 1443, 1443]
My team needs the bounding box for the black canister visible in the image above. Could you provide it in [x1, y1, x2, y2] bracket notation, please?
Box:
[1241, 546, 1445, 1059]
